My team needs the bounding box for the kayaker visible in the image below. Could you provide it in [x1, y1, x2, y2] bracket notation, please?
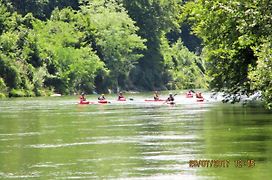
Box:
[154, 91, 160, 100]
[118, 92, 125, 100]
[80, 93, 87, 102]
[166, 93, 175, 102]
[196, 92, 203, 98]
[186, 90, 194, 98]
[98, 94, 106, 100]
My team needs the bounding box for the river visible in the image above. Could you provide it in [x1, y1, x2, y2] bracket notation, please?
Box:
[0, 93, 271, 179]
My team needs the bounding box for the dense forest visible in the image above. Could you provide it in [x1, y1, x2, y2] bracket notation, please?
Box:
[0, 0, 271, 108]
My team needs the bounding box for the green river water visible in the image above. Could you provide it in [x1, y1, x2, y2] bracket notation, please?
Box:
[0, 93, 271, 179]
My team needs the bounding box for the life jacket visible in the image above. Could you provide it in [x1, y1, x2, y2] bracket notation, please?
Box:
[98, 96, 106, 100]
[196, 93, 203, 98]
[80, 95, 86, 101]
[154, 94, 159, 100]
[168, 96, 174, 101]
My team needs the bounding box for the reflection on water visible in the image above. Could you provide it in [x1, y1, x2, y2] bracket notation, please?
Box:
[0, 95, 271, 179]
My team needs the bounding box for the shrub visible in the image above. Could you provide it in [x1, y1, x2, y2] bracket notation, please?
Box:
[9, 89, 26, 97]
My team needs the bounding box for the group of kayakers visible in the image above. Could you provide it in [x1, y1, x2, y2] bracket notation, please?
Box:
[80, 91, 126, 103]
[80, 90, 203, 104]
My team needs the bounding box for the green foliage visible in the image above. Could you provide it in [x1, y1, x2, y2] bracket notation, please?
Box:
[0, 57, 16, 89]
[79, 0, 146, 91]
[0, 78, 7, 97]
[1, 0, 272, 110]
[122, 0, 182, 90]
[0, 31, 18, 53]
[32, 65, 47, 96]
[0, 1, 147, 96]
[0, 5, 41, 97]
[0, 1, 11, 34]
[32, 17, 104, 94]
[0, 93, 5, 98]
[182, 2, 263, 81]
[9, 88, 34, 97]
[9, 88, 26, 97]
[249, 40, 272, 109]
[182, 0, 272, 107]
[161, 38, 207, 89]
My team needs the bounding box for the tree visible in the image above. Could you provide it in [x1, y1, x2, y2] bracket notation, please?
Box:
[182, 0, 272, 106]
[182, 1, 261, 89]
[161, 37, 207, 89]
[122, 0, 182, 90]
[32, 15, 104, 94]
[0, 4, 39, 97]
[249, 40, 272, 109]
[79, 0, 146, 92]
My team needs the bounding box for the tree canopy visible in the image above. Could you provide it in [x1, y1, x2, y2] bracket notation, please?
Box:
[3, 0, 272, 109]
[182, 0, 272, 108]
[0, 0, 206, 98]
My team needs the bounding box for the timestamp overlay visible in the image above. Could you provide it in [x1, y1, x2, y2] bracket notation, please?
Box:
[189, 159, 255, 168]
[187, 158, 265, 179]
[184, 105, 272, 180]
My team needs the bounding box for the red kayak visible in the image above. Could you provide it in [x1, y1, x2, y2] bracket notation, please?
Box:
[117, 98, 126, 101]
[186, 93, 193, 98]
[79, 101, 90, 104]
[98, 100, 109, 104]
[196, 98, 204, 102]
[145, 99, 164, 102]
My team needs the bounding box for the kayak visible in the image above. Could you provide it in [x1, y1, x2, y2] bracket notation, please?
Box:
[98, 100, 109, 104]
[144, 99, 164, 102]
[186, 92, 194, 98]
[167, 101, 175, 105]
[118, 98, 126, 101]
[196, 98, 204, 102]
[79, 101, 90, 104]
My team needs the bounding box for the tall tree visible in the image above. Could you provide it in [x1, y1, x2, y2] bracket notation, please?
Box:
[182, 0, 272, 106]
[161, 37, 207, 90]
[0, 2, 41, 97]
[79, 0, 146, 92]
[122, 0, 182, 90]
[182, 0, 259, 90]
[32, 12, 104, 94]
